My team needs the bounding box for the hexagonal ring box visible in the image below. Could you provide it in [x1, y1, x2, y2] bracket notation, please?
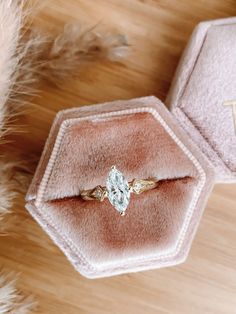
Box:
[26, 17, 236, 278]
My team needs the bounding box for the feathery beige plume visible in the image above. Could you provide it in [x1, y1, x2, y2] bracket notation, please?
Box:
[0, 273, 36, 314]
[0, 0, 22, 135]
[0, 1, 35, 312]
[14, 24, 129, 88]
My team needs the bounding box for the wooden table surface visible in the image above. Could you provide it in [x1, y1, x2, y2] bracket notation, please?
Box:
[1, 1, 236, 313]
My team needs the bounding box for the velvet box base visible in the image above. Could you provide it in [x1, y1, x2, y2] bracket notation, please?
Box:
[26, 97, 214, 278]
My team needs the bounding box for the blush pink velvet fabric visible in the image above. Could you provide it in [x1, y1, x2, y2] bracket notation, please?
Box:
[26, 97, 214, 278]
[167, 17, 236, 183]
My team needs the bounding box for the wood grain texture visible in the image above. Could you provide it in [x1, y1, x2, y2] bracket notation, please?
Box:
[1, 1, 236, 313]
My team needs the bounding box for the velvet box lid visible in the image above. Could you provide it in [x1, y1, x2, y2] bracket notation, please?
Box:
[166, 17, 236, 183]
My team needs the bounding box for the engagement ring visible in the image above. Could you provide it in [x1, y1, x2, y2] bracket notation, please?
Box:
[80, 166, 158, 216]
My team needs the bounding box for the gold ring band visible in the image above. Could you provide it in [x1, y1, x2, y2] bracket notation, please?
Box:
[80, 166, 158, 216]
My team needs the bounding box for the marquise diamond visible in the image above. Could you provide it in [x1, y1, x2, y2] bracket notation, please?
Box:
[106, 166, 130, 215]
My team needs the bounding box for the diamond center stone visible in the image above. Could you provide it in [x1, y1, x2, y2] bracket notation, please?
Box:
[106, 166, 130, 215]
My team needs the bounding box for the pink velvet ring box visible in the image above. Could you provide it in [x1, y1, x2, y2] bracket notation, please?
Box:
[26, 17, 235, 278]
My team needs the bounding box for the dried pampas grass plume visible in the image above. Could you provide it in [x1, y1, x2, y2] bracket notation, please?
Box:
[16, 23, 129, 87]
[0, 0, 22, 135]
[0, 159, 31, 224]
[0, 0, 26, 213]
[0, 1, 36, 312]
[0, 273, 36, 314]
[5, 2, 130, 106]
[39, 24, 128, 84]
